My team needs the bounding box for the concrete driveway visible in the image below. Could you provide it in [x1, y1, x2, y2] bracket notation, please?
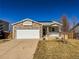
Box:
[0, 39, 39, 59]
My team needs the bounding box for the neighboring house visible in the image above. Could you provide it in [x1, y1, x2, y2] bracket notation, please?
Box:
[70, 23, 79, 39]
[0, 20, 10, 39]
[12, 18, 62, 39]
[0, 20, 9, 31]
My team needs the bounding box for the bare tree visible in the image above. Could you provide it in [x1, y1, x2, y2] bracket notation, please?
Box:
[61, 16, 69, 40]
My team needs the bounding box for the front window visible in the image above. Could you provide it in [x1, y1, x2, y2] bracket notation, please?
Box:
[52, 28, 55, 32]
[52, 27, 59, 32]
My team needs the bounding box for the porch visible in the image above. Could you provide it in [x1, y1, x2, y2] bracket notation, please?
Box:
[42, 24, 62, 37]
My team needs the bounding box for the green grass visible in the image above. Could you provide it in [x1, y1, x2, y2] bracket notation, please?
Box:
[33, 39, 79, 59]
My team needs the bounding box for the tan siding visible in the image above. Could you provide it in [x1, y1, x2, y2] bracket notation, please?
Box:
[13, 21, 42, 39]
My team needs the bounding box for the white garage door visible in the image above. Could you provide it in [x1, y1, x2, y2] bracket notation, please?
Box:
[16, 29, 40, 39]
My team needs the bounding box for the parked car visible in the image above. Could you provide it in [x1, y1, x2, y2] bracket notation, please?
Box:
[0, 30, 5, 39]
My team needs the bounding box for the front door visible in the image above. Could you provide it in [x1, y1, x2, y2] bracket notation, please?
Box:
[43, 26, 47, 36]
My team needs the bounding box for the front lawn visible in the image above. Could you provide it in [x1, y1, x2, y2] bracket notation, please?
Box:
[33, 39, 79, 59]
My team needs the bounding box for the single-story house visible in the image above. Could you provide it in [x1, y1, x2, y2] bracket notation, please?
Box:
[0, 20, 10, 39]
[70, 23, 79, 39]
[12, 18, 62, 39]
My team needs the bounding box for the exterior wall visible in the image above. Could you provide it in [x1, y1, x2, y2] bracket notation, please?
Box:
[13, 21, 42, 39]
[48, 24, 62, 39]
[74, 26, 79, 33]
[70, 25, 79, 39]
[73, 25, 79, 39]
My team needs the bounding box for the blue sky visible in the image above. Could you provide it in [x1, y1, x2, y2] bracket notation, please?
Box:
[0, 0, 79, 24]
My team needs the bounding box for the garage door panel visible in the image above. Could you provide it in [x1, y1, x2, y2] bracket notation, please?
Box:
[16, 30, 40, 39]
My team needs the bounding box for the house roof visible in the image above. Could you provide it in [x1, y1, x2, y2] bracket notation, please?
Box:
[0, 19, 9, 23]
[37, 20, 52, 22]
[37, 20, 51, 25]
[12, 18, 62, 26]
[40, 21, 62, 25]
[51, 21, 62, 25]
[70, 23, 79, 31]
[12, 18, 42, 25]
